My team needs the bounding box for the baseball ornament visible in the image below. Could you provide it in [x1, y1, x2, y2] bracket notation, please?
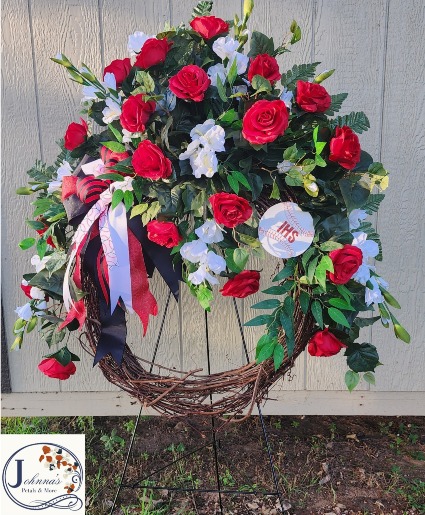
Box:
[258, 202, 315, 258]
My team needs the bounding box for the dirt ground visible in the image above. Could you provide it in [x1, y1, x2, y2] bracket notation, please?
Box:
[2, 415, 424, 514]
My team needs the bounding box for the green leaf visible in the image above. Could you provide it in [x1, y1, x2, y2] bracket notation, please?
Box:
[231, 171, 251, 190]
[339, 178, 370, 212]
[195, 284, 213, 311]
[130, 203, 149, 219]
[311, 300, 323, 328]
[191, 0, 213, 18]
[225, 248, 242, 273]
[37, 238, 47, 259]
[354, 316, 381, 328]
[111, 189, 124, 209]
[315, 255, 333, 290]
[256, 338, 276, 363]
[336, 284, 354, 303]
[96, 173, 125, 181]
[123, 190, 134, 212]
[42, 324, 66, 348]
[328, 307, 351, 328]
[273, 344, 285, 371]
[226, 58, 238, 87]
[245, 314, 274, 327]
[272, 258, 296, 282]
[251, 75, 272, 93]
[27, 220, 46, 231]
[307, 255, 320, 284]
[216, 74, 228, 102]
[301, 246, 316, 271]
[19, 237, 36, 250]
[363, 371, 375, 386]
[248, 31, 274, 58]
[345, 370, 360, 392]
[328, 298, 355, 311]
[102, 141, 126, 153]
[29, 269, 64, 297]
[325, 93, 348, 116]
[331, 111, 370, 134]
[299, 291, 310, 314]
[134, 70, 155, 93]
[251, 299, 281, 310]
[320, 241, 344, 252]
[394, 323, 410, 343]
[236, 232, 260, 248]
[227, 173, 239, 194]
[346, 343, 379, 372]
[262, 282, 294, 295]
[280, 311, 295, 357]
[289, 19, 301, 44]
[44, 346, 72, 366]
[281, 62, 321, 91]
[45, 251, 67, 276]
[361, 193, 385, 215]
[108, 123, 123, 143]
[233, 248, 249, 271]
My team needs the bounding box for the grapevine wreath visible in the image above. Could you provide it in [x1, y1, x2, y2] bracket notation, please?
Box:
[14, 0, 410, 418]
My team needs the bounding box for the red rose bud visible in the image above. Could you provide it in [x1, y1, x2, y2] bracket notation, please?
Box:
[328, 244, 363, 284]
[59, 299, 86, 331]
[132, 140, 172, 180]
[242, 99, 289, 145]
[190, 16, 229, 40]
[308, 328, 348, 357]
[329, 126, 361, 170]
[220, 270, 260, 299]
[135, 38, 171, 69]
[169, 65, 211, 102]
[64, 118, 88, 151]
[38, 358, 76, 380]
[103, 58, 131, 87]
[147, 220, 182, 248]
[120, 94, 156, 133]
[247, 54, 281, 84]
[296, 80, 331, 113]
[209, 192, 252, 228]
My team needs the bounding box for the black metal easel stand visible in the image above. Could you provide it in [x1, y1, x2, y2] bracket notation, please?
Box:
[110, 295, 287, 514]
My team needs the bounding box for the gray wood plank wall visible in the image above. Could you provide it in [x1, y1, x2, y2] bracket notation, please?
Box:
[2, 0, 424, 404]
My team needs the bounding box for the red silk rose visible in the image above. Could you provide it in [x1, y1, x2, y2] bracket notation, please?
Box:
[308, 328, 348, 357]
[64, 118, 88, 150]
[209, 192, 252, 228]
[190, 16, 229, 39]
[296, 80, 331, 113]
[132, 140, 172, 180]
[135, 38, 171, 69]
[242, 99, 289, 145]
[169, 65, 211, 102]
[147, 220, 182, 248]
[220, 270, 260, 299]
[247, 54, 281, 83]
[38, 358, 76, 380]
[328, 244, 363, 284]
[103, 58, 131, 87]
[120, 94, 156, 133]
[329, 126, 361, 169]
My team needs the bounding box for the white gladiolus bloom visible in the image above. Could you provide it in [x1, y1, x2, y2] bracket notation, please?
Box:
[188, 264, 219, 286]
[353, 263, 374, 285]
[280, 88, 293, 109]
[102, 97, 122, 124]
[29, 287, 45, 300]
[47, 161, 73, 194]
[195, 220, 224, 244]
[103, 72, 117, 91]
[31, 254, 51, 273]
[191, 148, 219, 178]
[180, 240, 208, 264]
[232, 84, 248, 96]
[82, 73, 117, 101]
[203, 251, 226, 274]
[352, 231, 379, 260]
[207, 63, 227, 87]
[15, 303, 33, 321]
[122, 129, 142, 143]
[213, 36, 240, 60]
[277, 160, 294, 174]
[128, 31, 154, 55]
[365, 276, 386, 306]
[349, 209, 368, 231]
